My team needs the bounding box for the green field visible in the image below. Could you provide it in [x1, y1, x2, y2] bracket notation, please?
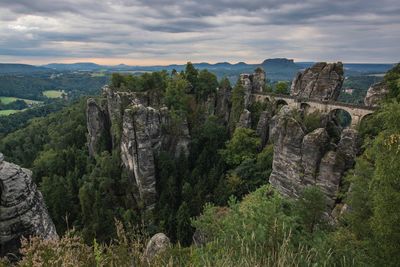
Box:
[42, 90, 65, 98]
[0, 96, 42, 105]
[0, 109, 22, 116]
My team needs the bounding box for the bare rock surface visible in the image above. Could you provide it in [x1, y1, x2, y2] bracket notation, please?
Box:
[364, 81, 389, 107]
[256, 110, 272, 148]
[215, 82, 232, 122]
[237, 109, 252, 129]
[268, 107, 359, 207]
[89, 88, 191, 212]
[290, 62, 344, 101]
[0, 153, 57, 257]
[240, 68, 266, 107]
[87, 98, 111, 157]
[143, 233, 170, 262]
[120, 104, 163, 211]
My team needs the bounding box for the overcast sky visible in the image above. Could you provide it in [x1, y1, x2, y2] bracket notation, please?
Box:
[0, 0, 399, 65]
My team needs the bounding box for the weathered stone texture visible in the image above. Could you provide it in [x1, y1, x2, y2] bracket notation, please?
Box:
[364, 81, 389, 107]
[0, 154, 57, 257]
[290, 62, 344, 101]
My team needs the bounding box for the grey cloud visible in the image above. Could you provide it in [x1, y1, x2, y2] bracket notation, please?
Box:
[0, 0, 399, 63]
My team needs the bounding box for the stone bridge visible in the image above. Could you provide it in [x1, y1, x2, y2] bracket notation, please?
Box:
[252, 93, 377, 128]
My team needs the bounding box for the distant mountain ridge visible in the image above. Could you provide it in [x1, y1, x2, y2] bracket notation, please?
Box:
[0, 64, 51, 74]
[0, 59, 394, 81]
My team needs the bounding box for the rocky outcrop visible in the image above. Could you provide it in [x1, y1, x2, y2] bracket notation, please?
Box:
[236, 109, 251, 128]
[301, 128, 330, 186]
[0, 153, 57, 257]
[290, 62, 344, 101]
[269, 107, 305, 197]
[120, 105, 164, 211]
[240, 74, 253, 108]
[143, 233, 170, 262]
[240, 68, 266, 107]
[256, 110, 272, 148]
[252, 68, 266, 93]
[364, 81, 389, 107]
[215, 82, 232, 122]
[87, 98, 111, 157]
[89, 86, 191, 212]
[269, 107, 359, 207]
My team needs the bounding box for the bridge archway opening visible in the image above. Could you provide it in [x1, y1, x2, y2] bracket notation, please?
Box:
[300, 103, 311, 114]
[358, 113, 374, 130]
[329, 109, 352, 128]
[275, 99, 288, 111]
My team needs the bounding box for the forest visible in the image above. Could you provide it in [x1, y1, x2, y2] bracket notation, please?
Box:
[0, 63, 399, 266]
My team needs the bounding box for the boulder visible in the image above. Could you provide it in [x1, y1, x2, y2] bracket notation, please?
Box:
[290, 62, 344, 101]
[143, 233, 170, 262]
[0, 153, 58, 257]
[364, 81, 389, 107]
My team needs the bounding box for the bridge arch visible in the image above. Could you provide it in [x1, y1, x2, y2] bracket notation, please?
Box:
[328, 108, 352, 128]
[358, 113, 374, 129]
[275, 99, 288, 111]
[300, 102, 311, 114]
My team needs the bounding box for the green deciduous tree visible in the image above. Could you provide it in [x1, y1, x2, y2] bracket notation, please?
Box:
[219, 127, 261, 167]
[275, 81, 289, 95]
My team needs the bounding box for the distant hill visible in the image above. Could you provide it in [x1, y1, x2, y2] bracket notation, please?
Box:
[4, 59, 393, 82]
[0, 64, 51, 74]
[44, 62, 103, 71]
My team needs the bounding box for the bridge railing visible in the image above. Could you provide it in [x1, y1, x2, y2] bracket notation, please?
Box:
[255, 92, 377, 111]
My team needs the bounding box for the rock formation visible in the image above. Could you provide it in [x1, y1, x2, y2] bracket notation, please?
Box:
[120, 105, 164, 211]
[215, 82, 232, 122]
[290, 62, 344, 101]
[87, 98, 111, 157]
[236, 109, 251, 128]
[268, 107, 359, 207]
[143, 233, 170, 262]
[364, 81, 389, 107]
[87, 86, 191, 212]
[0, 153, 58, 257]
[256, 110, 272, 148]
[239, 68, 266, 107]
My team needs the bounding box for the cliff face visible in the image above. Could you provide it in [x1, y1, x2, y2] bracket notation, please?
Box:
[87, 86, 190, 211]
[266, 62, 359, 208]
[0, 153, 57, 257]
[87, 98, 111, 157]
[268, 107, 359, 207]
[290, 62, 344, 101]
[239, 68, 266, 107]
[364, 81, 389, 107]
